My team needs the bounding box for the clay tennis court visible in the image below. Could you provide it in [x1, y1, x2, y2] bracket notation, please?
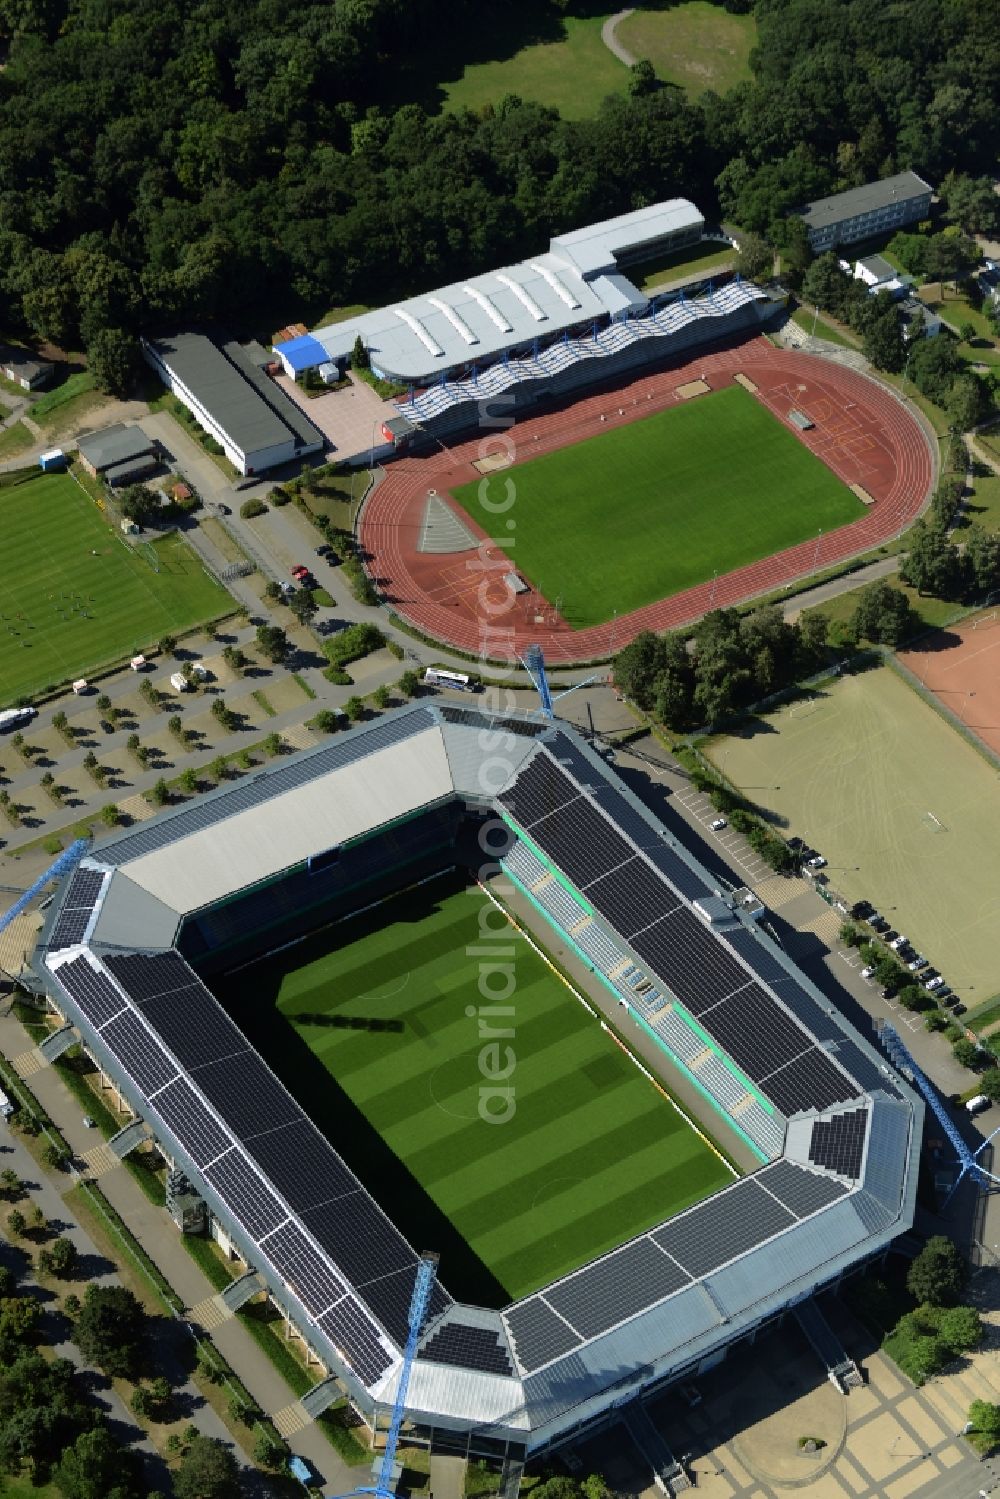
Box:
[899, 610, 1000, 759]
[360, 336, 935, 664]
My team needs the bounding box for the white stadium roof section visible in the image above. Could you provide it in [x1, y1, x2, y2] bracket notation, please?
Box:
[283, 198, 706, 385]
[33, 701, 920, 1451]
[119, 725, 453, 913]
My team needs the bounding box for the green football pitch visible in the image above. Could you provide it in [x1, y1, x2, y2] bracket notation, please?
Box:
[220, 878, 734, 1305]
[450, 386, 864, 627]
[0, 472, 231, 704]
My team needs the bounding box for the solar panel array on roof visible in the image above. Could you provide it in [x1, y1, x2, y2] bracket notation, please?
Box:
[499, 751, 580, 828]
[56, 955, 128, 1028]
[505, 1297, 582, 1372]
[809, 1109, 868, 1178]
[422, 1321, 514, 1376]
[544, 1237, 691, 1339]
[759, 1047, 857, 1115]
[632, 907, 747, 1013]
[318, 1297, 394, 1385]
[48, 866, 106, 949]
[653, 1179, 796, 1277]
[437, 704, 545, 738]
[703, 983, 810, 1079]
[585, 858, 680, 935]
[50, 948, 452, 1380]
[100, 709, 436, 865]
[758, 1159, 850, 1217]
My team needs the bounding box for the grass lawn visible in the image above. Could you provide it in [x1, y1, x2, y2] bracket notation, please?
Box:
[791, 307, 860, 351]
[628, 240, 734, 292]
[917, 284, 1000, 357]
[802, 576, 964, 646]
[0, 420, 34, 458]
[0, 472, 231, 703]
[451, 386, 864, 628]
[215, 877, 732, 1305]
[961, 468, 1000, 531]
[617, 1, 757, 96]
[29, 370, 94, 422]
[312, 303, 370, 329]
[443, 14, 628, 120]
[704, 666, 1000, 1005]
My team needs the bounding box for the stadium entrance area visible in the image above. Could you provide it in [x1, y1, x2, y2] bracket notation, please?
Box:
[215, 872, 734, 1307]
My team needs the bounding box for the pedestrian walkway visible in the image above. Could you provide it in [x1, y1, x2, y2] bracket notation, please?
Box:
[0, 1110, 239, 1493]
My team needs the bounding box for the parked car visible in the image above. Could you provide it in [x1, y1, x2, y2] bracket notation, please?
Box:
[861, 966, 875, 979]
[806, 854, 827, 869]
[925, 975, 945, 991]
[870, 916, 890, 933]
[852, 900, 874, 921]
[889, 935, 908, 951]
[291, 564, 310, 580]
[952, 1004, 967, 1017]
[908, 956, 928, 972]
[966, 1095, 990, 1116]
[710, 817, 727, 831]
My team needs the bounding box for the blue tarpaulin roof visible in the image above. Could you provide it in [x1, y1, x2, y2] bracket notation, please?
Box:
[277, 333, 329, 372]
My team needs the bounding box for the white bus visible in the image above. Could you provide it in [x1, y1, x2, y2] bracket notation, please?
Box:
[0, 706, 36, 734]
[423, 667, 476, 693]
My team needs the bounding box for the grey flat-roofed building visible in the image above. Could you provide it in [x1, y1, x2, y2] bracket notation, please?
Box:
[794, 171, 933, 251]
[103, 455, 161, 488]
[141, 332, 324, 476]
[76, 423, 157, 476]
[0, 343, 54, 390]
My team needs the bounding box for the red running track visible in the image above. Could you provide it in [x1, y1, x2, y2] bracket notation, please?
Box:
[359, 337, 935, 665]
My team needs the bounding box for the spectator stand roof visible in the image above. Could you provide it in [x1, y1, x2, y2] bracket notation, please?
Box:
[33, 702, 921, 1448]
[288, 199, 705, 385]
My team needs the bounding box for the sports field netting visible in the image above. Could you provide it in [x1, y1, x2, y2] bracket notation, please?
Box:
[218, 877, 733, 1305]
[450, 386, 864, 627]
[0, 472, 230, 703]
[705, 666, 1000, 1008]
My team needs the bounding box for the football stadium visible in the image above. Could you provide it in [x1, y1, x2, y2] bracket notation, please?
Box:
[27, 702, 922, 1474]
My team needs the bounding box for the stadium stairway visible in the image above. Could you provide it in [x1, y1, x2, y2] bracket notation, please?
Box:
[793, 1297, 863, 1393]
[621, 1401, 691, 1494]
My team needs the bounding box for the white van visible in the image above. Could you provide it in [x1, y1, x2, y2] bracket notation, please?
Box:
[966, 1095, 991, 1116]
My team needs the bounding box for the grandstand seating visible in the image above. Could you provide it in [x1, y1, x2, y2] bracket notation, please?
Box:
[501, 834, 785, 1160]
[396, 281, 769, 435]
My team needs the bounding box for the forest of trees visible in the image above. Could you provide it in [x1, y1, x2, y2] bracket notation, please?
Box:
[0, 0, 997, 366]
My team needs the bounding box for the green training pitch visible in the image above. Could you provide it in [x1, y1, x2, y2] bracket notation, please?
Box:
[450, 386, 864, 628]
[219, 878, 733, 1305]
[0, 472, 231, 704]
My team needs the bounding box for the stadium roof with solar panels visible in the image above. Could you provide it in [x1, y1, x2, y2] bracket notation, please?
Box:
[32, 702, 921, 1452]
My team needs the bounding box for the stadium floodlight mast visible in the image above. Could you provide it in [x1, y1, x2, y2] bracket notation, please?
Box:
[331, 1252, 439, 1499]
[880, 1025, 1000, 1204]
[519, 644, 604, 721]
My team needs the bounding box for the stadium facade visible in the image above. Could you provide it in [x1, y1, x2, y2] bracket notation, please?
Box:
[273, 200, 778, 437]
[28, 703, 921, 1467]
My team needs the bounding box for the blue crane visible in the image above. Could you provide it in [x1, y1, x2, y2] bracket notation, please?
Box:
[329, 1251, 439, 1499]
[521, 645, 554, 719]
[880, 1024, 1000, 1204]
[0, 839, 88, 948]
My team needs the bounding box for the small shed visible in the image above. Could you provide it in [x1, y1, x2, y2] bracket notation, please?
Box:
[318, 361, 340, 385]
[0, 344, 54, 391]
[170, 482, 192, 503]
[381, 413, 416, 448]
[77, 423, 158, 478]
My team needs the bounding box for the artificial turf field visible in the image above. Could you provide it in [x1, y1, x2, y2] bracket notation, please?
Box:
[450, 386, 864, 628]
[221, 877, 734, 1305]
[704, 666, 1000, 1010]
[0, 472, 230, 703]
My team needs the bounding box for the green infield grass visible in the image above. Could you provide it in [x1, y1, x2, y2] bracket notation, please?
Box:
[450, 386, 864, 627]
[0, 471, 231, 703]
[218, 877, 733, 1305]
[703, 665, 1000, 1008]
